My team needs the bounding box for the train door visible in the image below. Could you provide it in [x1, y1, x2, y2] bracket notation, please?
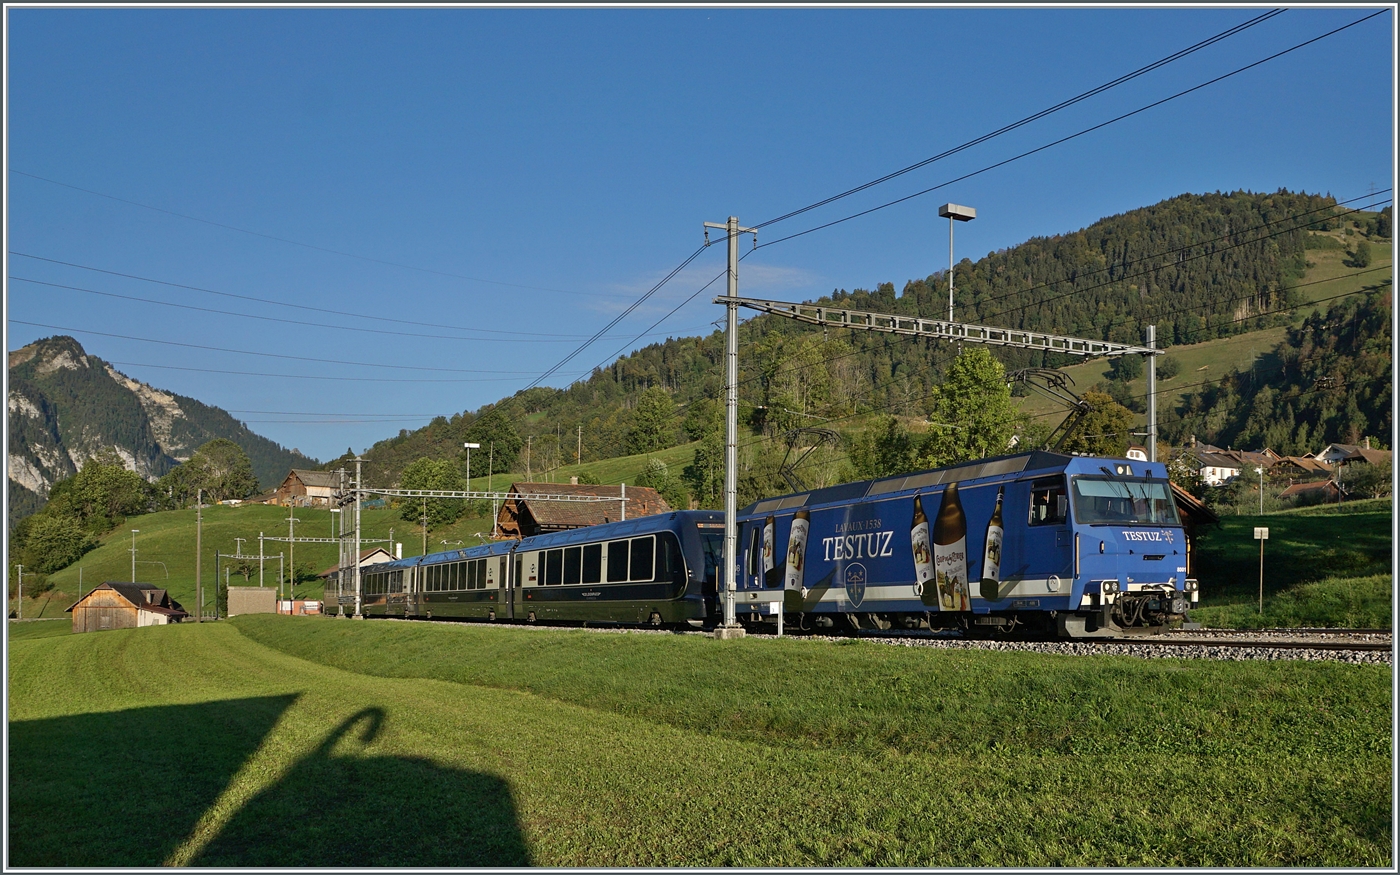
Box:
[498, 555, 510, 620]
[1023, 475, 1073, 587]
[510, 553, 522, 620]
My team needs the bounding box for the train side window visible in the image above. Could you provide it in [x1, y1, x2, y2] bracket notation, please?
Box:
[582, 544, 602, 584]
[425, 566, 434, 592]
[515, 554, 524, 587]
[630, 536, 654, 581]
[607, 539, 629, 582]
[480, 558, 490, 589]
[545, 548, 563, 585]
[1029, 478, 1068, 526]
[564, 546, 582, 585]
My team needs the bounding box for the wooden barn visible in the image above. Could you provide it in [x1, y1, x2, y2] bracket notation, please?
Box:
[274, 469, 340, 507]
[495, 482, 671, 539]
[66, 583, 188, 633]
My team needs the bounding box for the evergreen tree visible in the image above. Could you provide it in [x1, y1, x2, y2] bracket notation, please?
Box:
[628, 387, 677, 454]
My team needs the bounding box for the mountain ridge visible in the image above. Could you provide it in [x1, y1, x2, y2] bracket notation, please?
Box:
[7, 335, 318, 526]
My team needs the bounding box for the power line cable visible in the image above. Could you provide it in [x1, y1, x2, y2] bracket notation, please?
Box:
[7, 251, 596, 339]
[7, 171, 636, 301]
[521, 244, 713, 391]
[752, 9, 1287, 231]
[8, 276, 584, 345]
[9, 319, 590, 379]
[753, 10, 1388, 252]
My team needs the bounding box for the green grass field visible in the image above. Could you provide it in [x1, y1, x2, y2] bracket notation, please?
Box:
[8, 617, 1391, 867]
[1189, 501, 1392, 629]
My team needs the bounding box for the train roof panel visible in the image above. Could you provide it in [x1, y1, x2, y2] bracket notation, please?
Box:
[741, 451, 1166, 515]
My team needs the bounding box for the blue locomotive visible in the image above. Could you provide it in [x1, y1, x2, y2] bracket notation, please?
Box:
[735, 450, 1195, 637]
[333, 451, 1196, 638]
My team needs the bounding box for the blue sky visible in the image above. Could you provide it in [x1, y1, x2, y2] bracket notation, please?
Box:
[5, 6, 1394, 462]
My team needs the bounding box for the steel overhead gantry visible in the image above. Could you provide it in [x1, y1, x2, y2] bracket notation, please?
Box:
[712, 294, 1164, 634]
[333, 482, 631, 620]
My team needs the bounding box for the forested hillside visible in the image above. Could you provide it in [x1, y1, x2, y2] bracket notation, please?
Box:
[338, 189, 1382, 494]
[1165, 289, 1391, 454]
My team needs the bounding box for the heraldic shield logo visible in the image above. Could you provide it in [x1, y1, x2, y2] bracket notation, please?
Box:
[844, 562, 867, 608]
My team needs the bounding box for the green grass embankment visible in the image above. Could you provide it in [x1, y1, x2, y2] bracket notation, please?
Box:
[1190, 501, 1392, 629]
[10, 617, 1388, 867]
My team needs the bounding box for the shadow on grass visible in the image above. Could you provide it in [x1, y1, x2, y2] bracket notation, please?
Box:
[192, 708, 532, 867]
[9, 700, 531, 867]
[8, 695, 299, 867]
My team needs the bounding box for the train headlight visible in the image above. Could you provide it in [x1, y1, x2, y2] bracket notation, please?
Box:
[1184, 579, 1198, 592]
[1101, 580, 1118, 594]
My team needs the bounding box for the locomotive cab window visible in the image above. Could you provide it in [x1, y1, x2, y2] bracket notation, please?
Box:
[1029, 477, 1068, 526]
[1072, 477, 1181, 526]
[747, 526, 761, 577]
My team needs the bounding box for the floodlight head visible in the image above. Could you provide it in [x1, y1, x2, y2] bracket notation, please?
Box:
[939, 203, 976, 222]
[464, 442, 481, 449]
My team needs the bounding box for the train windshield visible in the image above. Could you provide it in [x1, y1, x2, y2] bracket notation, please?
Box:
[1072, 477, 1180, 526]
[700, 532, 724, 581]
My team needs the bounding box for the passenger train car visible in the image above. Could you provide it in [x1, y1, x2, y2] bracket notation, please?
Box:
[327, 451, 1195, 639]
[341, 510, 726, 626]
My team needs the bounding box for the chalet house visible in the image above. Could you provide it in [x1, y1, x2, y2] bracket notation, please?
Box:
[317, 546, 397, 580]
[1279, 480, 1343, 505]
[1341, 447, 1392, 468]
[66, 583, 188, 633]
[1180, 440, 1280, 487]
[495, 482, 671, 539]
[275, 469, 340, 507]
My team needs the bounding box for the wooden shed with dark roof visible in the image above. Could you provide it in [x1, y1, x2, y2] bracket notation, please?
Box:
[66, 582, 188, 633]
[495, 482, 671, 539]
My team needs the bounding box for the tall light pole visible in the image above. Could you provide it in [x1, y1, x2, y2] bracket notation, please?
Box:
[14, 564, 22, 620]
[938, 203, 976, 322]
[464, 442, 481, 493]
[1257, 467, 1265, 515]
[130, 529, 140, 583]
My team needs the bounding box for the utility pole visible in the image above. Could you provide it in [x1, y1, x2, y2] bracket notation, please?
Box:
[353, 456, 365, 618]
[577, 425, 582, 465]
[285, 510, 300, 602]
[130, 529, 140, 582]
[704, 215, 757, 639]
[234, 537, 245, 557]
[526, 436, 532, 481]
[1146, 324, 1157, 462]
[195, 490, 203, 622]
[14, 565, 22, 620]
[259, 532, 265, 587]
[489, 440, 497, 534]
[421, 497, 428, 557]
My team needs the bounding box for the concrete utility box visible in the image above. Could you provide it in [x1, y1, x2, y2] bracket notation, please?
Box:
[227, 586, 277, 617]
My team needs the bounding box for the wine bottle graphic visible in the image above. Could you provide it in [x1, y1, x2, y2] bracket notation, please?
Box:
[783, 509, 810, 592]
[980, 486, 1005, 601]
[933, 482, 969, 611]
[912, 494, 936, 605]
[762, 515, 777, 586]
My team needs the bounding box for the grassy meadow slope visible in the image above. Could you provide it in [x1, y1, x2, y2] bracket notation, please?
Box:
[8, 618, 1391, 867]
[15, 502, 499, 619]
